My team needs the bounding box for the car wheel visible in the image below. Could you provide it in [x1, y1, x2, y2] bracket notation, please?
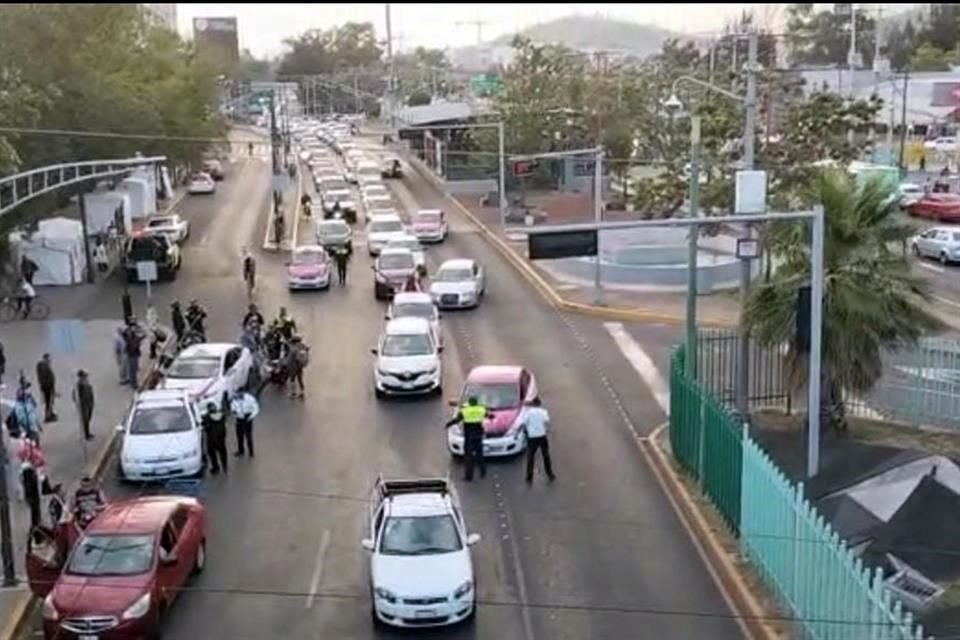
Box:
[941, 252, 950, 265]
[375, 387, 385, 400]
[192, 540, 206, 575]
[912, 244, 921, 257]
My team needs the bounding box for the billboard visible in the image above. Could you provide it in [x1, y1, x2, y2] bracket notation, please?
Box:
[193, 17, 239, 74]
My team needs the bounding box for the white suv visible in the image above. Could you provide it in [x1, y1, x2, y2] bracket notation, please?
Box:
[363, 477, 479, 628]
[118, 389, 204, 481]
[372, 317, 442, 398]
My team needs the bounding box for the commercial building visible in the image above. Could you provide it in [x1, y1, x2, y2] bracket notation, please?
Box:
[193, 16, 240, 75]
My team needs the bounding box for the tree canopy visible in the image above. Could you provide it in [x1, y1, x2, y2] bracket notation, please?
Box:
[276, 22, 382, 77]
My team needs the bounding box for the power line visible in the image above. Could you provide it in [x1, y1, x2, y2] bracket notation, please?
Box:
[0, 126, 266, 146]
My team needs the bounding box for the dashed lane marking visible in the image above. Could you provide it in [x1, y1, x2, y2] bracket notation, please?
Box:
[304, 529, 331, 609]
[919, 261, 946, 274]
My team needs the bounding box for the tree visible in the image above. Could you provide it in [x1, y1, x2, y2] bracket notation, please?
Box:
[395, 47, 450, 101]
[910, 43, 960, 72]
[277, 22, 382, 77]
[786, 3, 876, 68]
[234, 49, 273, 82]
[885, 19, 917, 72]
[744, 171, 940, 431]
[407, 90, 432, 106]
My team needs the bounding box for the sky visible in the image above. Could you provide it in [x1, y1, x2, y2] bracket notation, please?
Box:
[173, 3, 779, 58]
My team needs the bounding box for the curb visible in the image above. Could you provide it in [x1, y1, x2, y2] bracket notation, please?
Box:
[0, 331, 175, 640]
[399, 154, 739, 328]
[262, 160, 303, 253]
[640, 423, 777, 640]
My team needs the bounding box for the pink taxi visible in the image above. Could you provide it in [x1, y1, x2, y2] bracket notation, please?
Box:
[412, 209, 448, 243]
[446, 365, 538, 458]
[286, 245, 331, 290]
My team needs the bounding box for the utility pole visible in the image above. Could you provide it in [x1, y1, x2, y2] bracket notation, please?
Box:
[847, 3, 858, 145]
[685, 115, 702, 378]
[498, 121, 507, 226]
[593, 149, 605, 304]
[385, 3, 396, 129]
[734, 31, 758, 420]
[354, 73, 361, 114]
[898, 68, 910, 173]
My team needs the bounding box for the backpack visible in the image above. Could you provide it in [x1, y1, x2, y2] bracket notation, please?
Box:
[295, 345, 310, 368]
[5, 409, 21, 439]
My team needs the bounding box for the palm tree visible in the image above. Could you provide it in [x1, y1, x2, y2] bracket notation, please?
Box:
[744, 169, 941, 431]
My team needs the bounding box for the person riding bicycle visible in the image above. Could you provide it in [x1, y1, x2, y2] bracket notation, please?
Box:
[15, 278, 36, 319]
[186, 299, 207, 342]
[242, 249, 256, 293]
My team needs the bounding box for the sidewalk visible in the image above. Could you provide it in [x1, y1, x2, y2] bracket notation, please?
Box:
[263, 162, 303, 252]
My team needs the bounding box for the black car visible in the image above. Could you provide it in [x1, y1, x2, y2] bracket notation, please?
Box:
[124, 234, 181, 282]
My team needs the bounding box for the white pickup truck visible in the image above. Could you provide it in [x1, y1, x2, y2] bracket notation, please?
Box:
[362, 476, 479, 628]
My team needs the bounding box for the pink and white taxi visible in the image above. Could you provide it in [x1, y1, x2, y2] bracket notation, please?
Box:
[287, 245, 331, 290]
[412, 209, 448, 243]
[446, 365, 538, 458]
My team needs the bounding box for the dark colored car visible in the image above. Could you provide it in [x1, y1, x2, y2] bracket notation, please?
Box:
[125, 233, 181, 282]
[907, 194, 960, 222]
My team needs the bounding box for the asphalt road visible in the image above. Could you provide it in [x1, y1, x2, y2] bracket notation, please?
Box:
[23, 144, 744, 639]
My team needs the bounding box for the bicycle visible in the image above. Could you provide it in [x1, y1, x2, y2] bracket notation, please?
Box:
[0, 296, 50, 322]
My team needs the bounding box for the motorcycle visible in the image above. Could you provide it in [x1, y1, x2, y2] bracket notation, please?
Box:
[259, 329, 292, 389]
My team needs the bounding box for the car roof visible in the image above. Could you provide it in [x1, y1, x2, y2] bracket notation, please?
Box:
[177, 343, 236, 359]
[369, 213, 402, 223]
[134, 388, 192, 407]
[380, 247, 414, 258]
[393, 291, 433, 305]
[87, 497, 198, 535]
[386, 235, 420, 245]
[466, 365, 524, 383]
[385, 316, 432, 335]
[294, 244, 327, 253]
[439, 258, 475, 270]
[386, 492, 450, 518]
[416, 209, 442, 216]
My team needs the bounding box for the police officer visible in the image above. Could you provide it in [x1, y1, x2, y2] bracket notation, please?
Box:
[333, 246, 349, 285]
[445, 396, 489, 481]
[202, 402, 228, 475]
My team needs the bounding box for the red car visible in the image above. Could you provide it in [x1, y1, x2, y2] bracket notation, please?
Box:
[28, 496, 207, 640]
[907, 193, 960, 222]
[446, 365, 539, 458]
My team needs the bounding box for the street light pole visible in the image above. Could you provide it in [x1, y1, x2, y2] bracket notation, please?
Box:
[735, 31, 758, 419]
[498, 121, 507, 227]
[685, 116, 702, 377]
[593, 149, 605, 303]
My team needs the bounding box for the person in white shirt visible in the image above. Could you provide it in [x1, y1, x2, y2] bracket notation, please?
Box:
[523, 397, 555, 483]
[16, 278, 35, 319]
[93, 241, 109, 274]
[230, 387, 260, 458]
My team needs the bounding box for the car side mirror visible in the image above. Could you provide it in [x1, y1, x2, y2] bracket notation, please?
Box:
[361, 539, 375, 551]
[161, 551, 178, 566]
[466, 533, 481, 546]
[370, 348, 378, 355]
[437, 346, 444, 353]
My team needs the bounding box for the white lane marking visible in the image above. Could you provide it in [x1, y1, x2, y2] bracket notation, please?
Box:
[603, 322, 670, 415]
[492, 474, 536, 640]
[304, 529, 331, 609]
[932, 293, 960, 310]
[919, 261, 946, 274]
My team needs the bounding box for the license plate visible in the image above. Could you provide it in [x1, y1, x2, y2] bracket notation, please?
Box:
[415, 610, 435, 618]
[78, 635, 99, 640]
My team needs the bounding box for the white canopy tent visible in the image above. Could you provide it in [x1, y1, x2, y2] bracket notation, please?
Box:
[10, 217, 87, 286]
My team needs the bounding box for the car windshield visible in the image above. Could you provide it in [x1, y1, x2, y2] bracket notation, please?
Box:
[389, 239, 421, 252]
[435, 267, 473, 282]
[462, 381, 521, 410]
[67, 534, 155, 576]
[318, 222, 348, 237]
[382, 333, 433, 357]
[379, 253, 414, 270]
[322, 180, 349, 191]
[293, 251, 325, 265]
[128, 237, 166, 260]
[379, 516, 461, 555]
[129, 406, 193, 435]
[147, 218, 174, 228]
[364, 186, 387, 196]
[394, 302, 436, 320]
[416, 212, 441, 224]
[167, 356, 220, 379]
[370, 220, 403, 234]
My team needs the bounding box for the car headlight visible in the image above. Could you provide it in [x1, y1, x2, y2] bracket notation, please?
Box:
[461, 289, 476, 299]
[375, 272, 388, 283]
[181, 447, 199, 460]
[42, 594, 58, 621]
[374, 587, 397, 604]
[450, 424, 463, 437]
[453, 580, 473, 600]
[121, 592, 151, 620]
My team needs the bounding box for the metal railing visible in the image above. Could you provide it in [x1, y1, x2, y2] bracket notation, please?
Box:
[0, 156, 167, 217]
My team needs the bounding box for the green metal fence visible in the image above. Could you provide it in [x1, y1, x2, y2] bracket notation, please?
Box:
[670, 343, 928, 640]
[740, 437, 926, 640]
[669, 346, 743, 533]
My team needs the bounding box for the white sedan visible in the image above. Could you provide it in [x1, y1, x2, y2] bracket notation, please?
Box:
[387, 291, 441, 347]
[159, 343, 254, 412]
[144, 214, 190, 244]
[118, 389, 204, 482]
[430, 259, 485, 309]
[187, 172, 216, 195]
[384, 235, 425, 270]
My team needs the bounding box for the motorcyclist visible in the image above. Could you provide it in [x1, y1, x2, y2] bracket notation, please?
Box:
[186, 299, 207, 342]
[300, 193, 312, 218]
[243, 303, 264, 331]
[71, 476, 106, 528]
[273, 307, 297, 342]
[402, 271, 421, 293]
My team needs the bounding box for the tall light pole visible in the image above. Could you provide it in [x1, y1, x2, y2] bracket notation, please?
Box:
[685, 116, 702, 377]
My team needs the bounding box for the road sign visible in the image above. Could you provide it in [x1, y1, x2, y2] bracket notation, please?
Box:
[528, 229, 598, 260]
[136, 261, 158, 283]
[513, 160, 538, 178]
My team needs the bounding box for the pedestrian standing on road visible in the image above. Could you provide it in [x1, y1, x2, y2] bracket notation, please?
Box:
[72, 370, 95, 441]
[202, 402, 228, 475]
[93, 241, 109, 274]
[18, 437, 46, 529]
[122, 317, 146, 389]
[445, 396, 489, 482]
[0, 340, 5, 386]
[333, 246, 349, 285]
[113, 326, 128, 385]
[286, 336, 309, 399]
[170, 301, 186, 345]
[231, 387, 259, 458]
[13, 379, 41, 443]
[523, 397, 556, 484]
[36, 353, 58, 423]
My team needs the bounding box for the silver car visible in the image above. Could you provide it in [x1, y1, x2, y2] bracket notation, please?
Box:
[912, 226, 960, 265]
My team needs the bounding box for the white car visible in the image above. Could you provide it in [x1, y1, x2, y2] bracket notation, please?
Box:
[361, 183, 389, 201]
[144, 214, 190, 244]
[412, 209, 448, 243]
[363, 477, 478, 628]
[187, 172, 215, 195]
[372, 317, 442, 397]
[924, 137, 958, 153]
[364, 193, 394, 212]
[322, 188, 357, 215]
[118, 389, 204, 481]
[385, 235, 425, 269]
[367, 213, 408, 256]
[912, 226, 960, 264]
[430, 259, 485, 309]
[387, 292, 441, 347]
[898, 183, 924, 208]
[159, 343, 253, 412]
